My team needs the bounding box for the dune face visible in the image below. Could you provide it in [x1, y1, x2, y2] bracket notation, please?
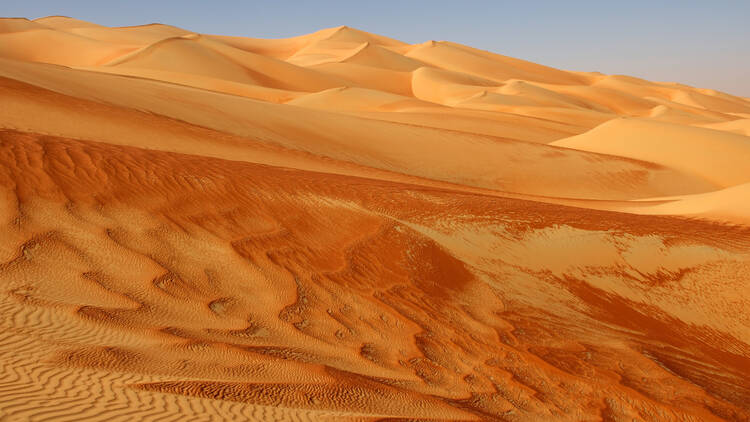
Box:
[0, 16, 749, 422]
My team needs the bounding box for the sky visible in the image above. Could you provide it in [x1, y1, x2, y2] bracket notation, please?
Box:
[5, 0, 750, 96]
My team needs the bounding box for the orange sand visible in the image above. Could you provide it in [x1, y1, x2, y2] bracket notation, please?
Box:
[0, 16, 749, 421]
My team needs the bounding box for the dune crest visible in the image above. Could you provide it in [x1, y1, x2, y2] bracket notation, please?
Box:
[0, 16, 749, 421]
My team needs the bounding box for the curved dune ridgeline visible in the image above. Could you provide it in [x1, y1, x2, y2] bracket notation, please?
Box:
[1, 16, 749, 421]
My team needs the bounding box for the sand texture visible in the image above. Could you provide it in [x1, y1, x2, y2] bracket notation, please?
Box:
[1, 16, 749, 421]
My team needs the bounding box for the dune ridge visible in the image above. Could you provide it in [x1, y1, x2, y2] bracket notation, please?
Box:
[0, 16, 749, 421]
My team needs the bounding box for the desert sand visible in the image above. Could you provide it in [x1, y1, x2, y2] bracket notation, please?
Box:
[0, 16, 749, 421]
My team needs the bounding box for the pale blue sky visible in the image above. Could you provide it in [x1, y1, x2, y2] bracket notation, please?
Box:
[6, 0, 750, 96]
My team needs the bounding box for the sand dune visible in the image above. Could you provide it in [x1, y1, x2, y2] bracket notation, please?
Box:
[0, 27, 136, 67]
[101, 35, 346, 93]
[0, 17, 48, 33]
[456, 80, 592, 112]
[1, 16, 749, 421]
[410, 66, 498, 105]
[647, 104, 721, 125]
[34, 15, 104, 29]
[199, 24, 404, 62]
[552, 118, 750, 187]
[341, 42, 424, 71]
[641, 182, 750, 224]
[671, 89, 750, 114]
[290, 39, 423, 71]
[310, 62, 415, 96]
[698, 118, 750, 136]
[406, 40, 584, 85]
[0, 58, 717, 201]
[58, 23, 192, 45]
[312, 24, 408, 47]
[287, 86, 440, 112]
[106, 36, 266, 85]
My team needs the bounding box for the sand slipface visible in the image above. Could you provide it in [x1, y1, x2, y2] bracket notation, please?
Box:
[0, 16, 749, 422]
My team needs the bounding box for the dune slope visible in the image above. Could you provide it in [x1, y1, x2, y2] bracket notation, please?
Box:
[0, 16, 749, 422]
[552, 118, 750, 187]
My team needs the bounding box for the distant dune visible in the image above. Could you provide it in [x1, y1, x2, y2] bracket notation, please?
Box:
[0, 16, 749, 421]
[552, 117, 750, 187]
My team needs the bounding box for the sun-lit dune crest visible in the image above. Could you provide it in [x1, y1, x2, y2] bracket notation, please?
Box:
[1, 16, 750, 421]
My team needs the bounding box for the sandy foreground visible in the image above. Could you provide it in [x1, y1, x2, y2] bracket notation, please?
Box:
[0, 16, 749, 421]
